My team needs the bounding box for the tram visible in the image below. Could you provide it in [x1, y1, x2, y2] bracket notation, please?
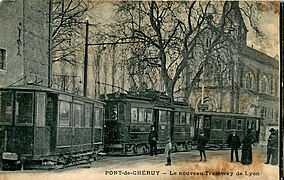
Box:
[0, 85, 104, 170]
[101, 90, 194, 155]
[194, 111, 260, 149]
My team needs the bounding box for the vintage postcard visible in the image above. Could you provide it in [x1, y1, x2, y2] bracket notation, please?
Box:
[0, 0, 281, 180]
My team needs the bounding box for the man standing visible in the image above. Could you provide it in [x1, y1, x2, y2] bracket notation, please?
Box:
[226, 129, 241, 162]
[148, 125, 158, 156]
[197, 130, 208, 161]
[265, 128, 278, 165]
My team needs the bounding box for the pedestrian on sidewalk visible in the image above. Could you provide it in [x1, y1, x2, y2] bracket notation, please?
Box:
[148, 125, 158, 156]
[197, 130, 208, 161]
[265, 128, 278, 165]
[241, 129, 254, 165]
[226, 129, 241, 162]
[164, 137, 172, 166]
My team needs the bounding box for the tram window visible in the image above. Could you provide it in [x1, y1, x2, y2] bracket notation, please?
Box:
[74, 104, 83, 127]
[0, 92, 13, 124]
[94, 108, 102, 128]
[227, 120, 232, 129]
[138, 108, 146, 123]
[186, 113, 190, 124]
[237, 120, 242, 130]
[35, 93, 46, 127]
[146, 109, 153, 123]
[213, 119, 222, 129]
[59, 101, 71, 127]
[131, 108, 138, 123]
[118, 103, 125, 121]
[204, 117, 210, 128]
[247, 120, 252, 129]
[16, 92, 34, 125]
[174, 112, 180, 124]
[181, 112, 186, 124]
[159, 110, 167, 124]
[85, 104, 92, 127]
[251, 121, 255, 129]
[256, 119, 259, 130]
[106, 103, 117, 120]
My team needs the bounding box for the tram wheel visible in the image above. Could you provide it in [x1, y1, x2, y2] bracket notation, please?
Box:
[132, 145, 137, 155]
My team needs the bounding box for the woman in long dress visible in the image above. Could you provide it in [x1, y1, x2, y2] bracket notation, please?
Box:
[241, 129, 254, 165]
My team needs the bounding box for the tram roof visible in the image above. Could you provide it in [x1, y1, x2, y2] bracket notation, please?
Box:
[102, 92, 191, 110]
[102, 91, 172, 102]
[195, 111, 259, 118]
[0, 85, 56, 92]
[0, 85, 104, 103]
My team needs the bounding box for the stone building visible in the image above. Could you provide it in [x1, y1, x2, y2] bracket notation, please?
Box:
[0, 0, 49, 87]
[189, 2, 279, 142]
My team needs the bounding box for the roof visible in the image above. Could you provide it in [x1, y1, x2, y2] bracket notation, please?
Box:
[0, 85, 103, 103]
[239, 45, 279, 69]
[195, 111, 259, 118]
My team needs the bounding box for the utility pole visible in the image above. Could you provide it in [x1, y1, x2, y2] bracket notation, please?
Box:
[48, 0, 53, 88]
[83, 20, 89, 97]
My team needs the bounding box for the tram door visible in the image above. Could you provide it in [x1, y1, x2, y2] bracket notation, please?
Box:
[194, 115, 211, 142]
[153, 109, 159, 130]
[203, 115, 211, 141]
[46, 94, 58, 154]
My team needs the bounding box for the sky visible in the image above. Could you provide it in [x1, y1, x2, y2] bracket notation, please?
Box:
[94, 1, 280, 60]
[245, 2, 279, 59]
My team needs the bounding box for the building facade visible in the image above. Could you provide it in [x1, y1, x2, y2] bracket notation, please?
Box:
[189, 2, 279, 142]
[0, 0, 49, 87]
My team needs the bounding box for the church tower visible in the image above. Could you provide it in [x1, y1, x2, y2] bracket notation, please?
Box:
[223, 1, 248, 45]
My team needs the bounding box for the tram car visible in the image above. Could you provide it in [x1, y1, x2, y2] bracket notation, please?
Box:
[194, 111, 260, 149]
[0, 85, 104, 170]
[172, 101, 194, 151]
[101, 90, 193, 155]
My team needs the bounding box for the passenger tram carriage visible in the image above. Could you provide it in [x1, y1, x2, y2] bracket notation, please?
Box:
[101, 90, 194, 155]
[0, 85, 104, 170]
[194, 111, 260, 149]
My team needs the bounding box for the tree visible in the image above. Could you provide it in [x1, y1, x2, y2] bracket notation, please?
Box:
[51, 0, 97, 92]
[110, 1, 265, 102]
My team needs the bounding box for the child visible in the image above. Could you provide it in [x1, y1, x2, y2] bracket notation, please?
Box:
[197, 130, 208, 161]
[165, 137, 172, 166]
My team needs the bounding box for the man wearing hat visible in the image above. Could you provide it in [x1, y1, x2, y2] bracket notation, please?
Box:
[148, 125, 158, 156]
[226, 129, 241, 162]
[265, 128, 278, 164]
[197, 130, 208, 161]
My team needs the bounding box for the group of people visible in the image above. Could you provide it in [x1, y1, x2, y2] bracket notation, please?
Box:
[197, 128, 278, 165]
[148, 125, 278, 166]
[225, 129, 254, 165]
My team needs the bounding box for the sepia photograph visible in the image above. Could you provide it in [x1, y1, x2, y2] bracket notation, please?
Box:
[0, 0, 281, 179]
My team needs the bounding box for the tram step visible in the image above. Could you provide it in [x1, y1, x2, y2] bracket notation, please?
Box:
[72, 152, 93, 158]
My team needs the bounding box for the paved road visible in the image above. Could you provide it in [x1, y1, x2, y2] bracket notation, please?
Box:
[0, 148, 279, 180]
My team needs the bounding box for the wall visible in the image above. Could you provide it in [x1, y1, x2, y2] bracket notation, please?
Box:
[0, 0, 49, 87]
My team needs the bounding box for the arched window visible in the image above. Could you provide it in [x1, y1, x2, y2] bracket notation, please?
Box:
[245, 74, 250, 89]
[245, 72, 253, 89]
[271, 77, 274, 94]
[260, 76, 267, 93]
